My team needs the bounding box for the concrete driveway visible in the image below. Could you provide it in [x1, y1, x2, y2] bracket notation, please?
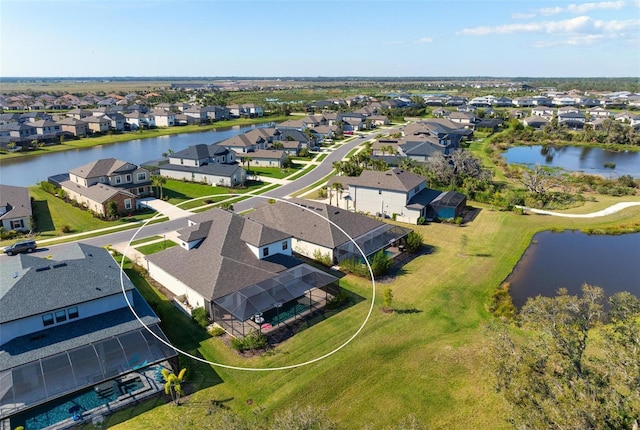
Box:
[139, 198, 191, 220]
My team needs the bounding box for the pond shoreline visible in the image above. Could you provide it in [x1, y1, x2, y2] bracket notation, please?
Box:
[0, 116, 287, 162]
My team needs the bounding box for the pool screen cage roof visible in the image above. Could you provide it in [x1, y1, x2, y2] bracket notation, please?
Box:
[0, 324, 177, 419]
[214, 264, 338, 321]
[336, 224, 412, 263]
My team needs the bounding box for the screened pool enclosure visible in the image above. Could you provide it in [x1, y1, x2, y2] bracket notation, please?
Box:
[213, 264, 339, 337]
[335, 223, 412, 263]
[0, 324, 177, 419]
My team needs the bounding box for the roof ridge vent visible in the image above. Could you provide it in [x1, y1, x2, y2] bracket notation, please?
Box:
[52, 262, 67, 269]
[35, 266, 51, 272]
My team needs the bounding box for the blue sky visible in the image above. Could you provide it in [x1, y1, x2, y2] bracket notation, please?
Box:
[1, 0, 639, 77]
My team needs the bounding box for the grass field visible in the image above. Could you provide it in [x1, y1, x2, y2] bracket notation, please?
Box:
[135, 239, 177, 255]
[104, 199, 640, 429]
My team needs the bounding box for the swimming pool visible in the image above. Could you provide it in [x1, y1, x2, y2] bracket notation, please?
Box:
[11, 376, 144, 429]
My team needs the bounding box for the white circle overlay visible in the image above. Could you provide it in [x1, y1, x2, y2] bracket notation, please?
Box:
[119, 193, 376, 371]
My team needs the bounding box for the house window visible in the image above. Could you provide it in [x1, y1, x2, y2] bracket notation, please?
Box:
[10, 219, 24, 229]
[282, 241, 288, 250]
[42, 314, 54, 326]
[99, 177, 106, 183]
[115, 176, 122, 184]
[68, 307, 79, 319]
[138, 187, 144, 194]
[124, 199, 132, 210]
[263, 247, 269, 257]
[137, 173, 146, 181]
[126, 174, 132, 182]
[55, 310, 67, 323]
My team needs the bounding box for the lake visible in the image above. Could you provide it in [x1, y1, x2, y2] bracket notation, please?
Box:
[507, 230, 640, 307]
[0, 123, 272, 187]
[503, 145, 640, 178]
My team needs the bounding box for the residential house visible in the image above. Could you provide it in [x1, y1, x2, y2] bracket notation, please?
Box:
[338, 113, 366, 131]
[0, 184, 32, 232]
[216, 128, 274, 153]
[329, 168, 467, 224]
[368, 115, 390, 126]
[558, 111, 586, 129]
[151, 110, 175, 127]
[273, 140, 301, 156]
[532, 96, 554, 107]
[0, 243, 177, 424]
[448, 111, 477, 126]
[492, 96, 513, 107]
[587, 106, 612, 118]
[57, 117, 89, 137]
[98, 112, 126, 131]
[83, 116, 110, 134]
[183, 106, 206, 123]
[124, 111, 153, 129]
[19, 112, 52, 123]
[66, 108, 92, 120]
[531, 107, 554, 117]
[244, 149, 287, 168]
[145, 208, 338, 337]
[248, 198, 412, 264]
[29, 120, 62, 137]
[553, 96, 578, 106]
[161, 144, 245, 186]
[512, 97, 535, 107]
[55, 158, 153, 215]
[523, 116, 550, 129]
[203, 106, 230, 121]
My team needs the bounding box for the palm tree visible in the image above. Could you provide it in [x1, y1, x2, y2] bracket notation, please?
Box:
[151, 175, 166, 199]
[330, 182, 343, 207]
[243, 156, 253, 174]
[161, 368, 187, 405]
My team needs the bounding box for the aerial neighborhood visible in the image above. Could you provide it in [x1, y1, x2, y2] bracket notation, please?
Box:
[1, 78, 639, 430]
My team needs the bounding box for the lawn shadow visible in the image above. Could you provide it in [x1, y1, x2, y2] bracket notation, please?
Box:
[463, 206, 482, 224]
[162, 188, 188, 202]
[32, 200, 55, 232]
[395, 308, 423, 315]
[474, 253, 492, 257]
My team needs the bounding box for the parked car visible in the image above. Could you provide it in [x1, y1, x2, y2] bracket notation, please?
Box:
[3, 239, 37, 256]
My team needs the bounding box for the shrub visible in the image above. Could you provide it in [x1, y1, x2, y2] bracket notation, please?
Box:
[370, 250, 393, 278]
[339, 257, 369, 277]
[326, 290, 350, 310]
[208, 326, 226, 337]
[230, 330, 268, 352]
[417, 216, 426, 225]
[486, 282, 516, 320]
[313, 249, 333, 266]
[382, 286, 393, 309]
[61, 225, 72, 233]
[405, 231, 423, 254]
[191, 307, 209, 328]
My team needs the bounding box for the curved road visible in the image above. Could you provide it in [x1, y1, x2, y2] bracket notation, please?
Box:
[233, 134, 373, 212]
[21, 134, 378, 257]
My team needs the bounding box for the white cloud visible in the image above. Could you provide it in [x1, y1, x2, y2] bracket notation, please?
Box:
[413, 37, 433, 44]
[537, 1, 626, 15]
[511, 12, 536, 19]
[532, 34, 607, 47]
[457, 16, 639, 36]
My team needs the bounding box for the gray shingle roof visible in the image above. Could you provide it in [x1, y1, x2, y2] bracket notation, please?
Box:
[60, 180, 135, 203]
[69, 158, 137, 178]
[0, 184, 32, 220]
[172, 143, 230, 160]
[333, 168, 426, 193]
[146, 209, 302, 301]
[0, 243, 134, 324]
[247, 198, 386, 249]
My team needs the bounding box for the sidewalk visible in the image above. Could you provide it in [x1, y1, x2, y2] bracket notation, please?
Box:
[516, 202, 640, 218]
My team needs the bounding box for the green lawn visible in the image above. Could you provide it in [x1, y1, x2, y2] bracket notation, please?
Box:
[108, 199, 640, 429]
[248, 163, 304, 179]
[163, 179, 265, 205]
[130, 235, 163, 246]
[135, 240, 177, 255]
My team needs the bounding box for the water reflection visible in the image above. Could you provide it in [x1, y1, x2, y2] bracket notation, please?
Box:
[507, 230, 640, 307]
[504, 145, 640, 177]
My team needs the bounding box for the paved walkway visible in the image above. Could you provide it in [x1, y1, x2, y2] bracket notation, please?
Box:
[138, 197, 191, 220]
[516, 202, 640, 218]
